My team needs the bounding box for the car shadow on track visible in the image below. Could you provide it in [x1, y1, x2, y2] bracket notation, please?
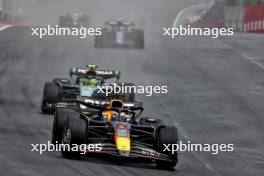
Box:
[52, 152, 177, 171]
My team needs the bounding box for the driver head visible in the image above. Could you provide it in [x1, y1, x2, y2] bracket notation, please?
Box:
[87, 64, 98, 71]
[83, 78, 97, 87]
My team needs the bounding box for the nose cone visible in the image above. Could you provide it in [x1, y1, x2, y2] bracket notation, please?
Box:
[115, 136, 131, 156]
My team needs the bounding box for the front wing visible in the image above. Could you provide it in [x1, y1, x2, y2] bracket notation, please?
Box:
[84, 143, 174, 162]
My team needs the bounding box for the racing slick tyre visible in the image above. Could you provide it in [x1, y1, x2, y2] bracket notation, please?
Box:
[77, 15, 90, 27]
[52, 108, 78, 144]
[61, 117, 87, 158]
[138, 30, 145, 49]
[139, 117, 162, 127]
[128, 30, 144, 49]
[59, 16, 73, 27]
[155, 126, 178, 169]
[94, 32, 108, 48]
[41, 82, 60, 114]
[115, 82, 135, 101]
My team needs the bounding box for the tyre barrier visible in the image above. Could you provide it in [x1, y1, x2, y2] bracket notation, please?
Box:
[0, 18, 12, 24]
[0, 11, 24, 25]
[243, 5, 264, 33]
[188, 1, 264, 34]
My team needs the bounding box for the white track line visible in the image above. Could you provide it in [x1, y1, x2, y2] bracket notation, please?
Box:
[216, 40, 264, 71]
[142, 80, 221, 176]
[0, 25, 12, 32]
[156, 94, 220, 175]
[241, 53, 264, 71]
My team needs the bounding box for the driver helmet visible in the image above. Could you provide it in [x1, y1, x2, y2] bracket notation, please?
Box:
[102, 111, 119, 122]
[83, 78, 97, 87]
[120, 111, 133, 122]
[87, 64, 98, 71]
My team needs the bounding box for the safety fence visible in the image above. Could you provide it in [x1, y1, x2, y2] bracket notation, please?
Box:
[189, 0, 264, 33]
[0, 0, 50, 26]
[243, 4, 264, 32]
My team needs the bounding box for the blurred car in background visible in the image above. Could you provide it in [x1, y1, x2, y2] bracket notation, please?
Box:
[59, 12, 90, 27]
[41, 65, 136, 114]
[41, 65, 120, 113]
[95, 19, 144, 49]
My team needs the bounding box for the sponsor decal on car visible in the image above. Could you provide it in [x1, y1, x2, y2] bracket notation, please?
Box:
[96, 70, 114, 75]
[142, 148, 160, 157]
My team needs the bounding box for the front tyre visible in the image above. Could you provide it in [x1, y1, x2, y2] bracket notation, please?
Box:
[156, 126, 178, 169]
[52, 108, 78, 144]
[61, 117, 87, 158]
[41, 82, 59, 114]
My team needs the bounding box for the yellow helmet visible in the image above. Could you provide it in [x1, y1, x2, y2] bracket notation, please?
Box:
[87, 64, 98, 70]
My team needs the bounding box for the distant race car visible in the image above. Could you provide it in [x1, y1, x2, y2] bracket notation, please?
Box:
[41, 65, 135, 113]
[95, 19, 144, 49]
[52, 98, 178, 169]
[59, 13, 90, 27]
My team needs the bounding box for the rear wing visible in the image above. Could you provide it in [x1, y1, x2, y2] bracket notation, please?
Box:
[104, 20, 135, 27]
[70, 68, 121, 81]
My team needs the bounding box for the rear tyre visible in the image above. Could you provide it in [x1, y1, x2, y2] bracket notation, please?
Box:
[116, 82, 135, 101]
[59, 16, 73, 27]
[52, 109, 78, 144]
[124, 83, 135, 101]
[78, 15, 90, 27]
[61, 117, 87, 158]
[128, 30, 144, 49]
[94, 32, 108, 48]
[41, 82, 59, 114]
[134, 30, 144, 49]
[155, 126, 178, 169]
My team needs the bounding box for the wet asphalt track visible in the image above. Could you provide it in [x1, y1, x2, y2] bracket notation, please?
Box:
[0, 1, 264, 176]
